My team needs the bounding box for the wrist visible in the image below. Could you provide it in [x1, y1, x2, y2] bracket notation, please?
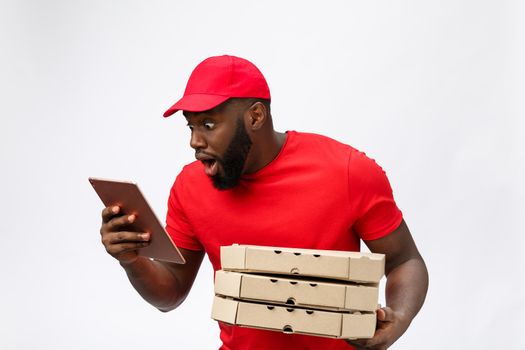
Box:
[119, 256, 147, 271]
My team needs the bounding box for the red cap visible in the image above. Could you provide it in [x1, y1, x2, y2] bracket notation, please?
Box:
[163, 55, 271, 117]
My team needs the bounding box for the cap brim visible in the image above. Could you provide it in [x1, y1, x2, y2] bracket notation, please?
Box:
[163, 94, 230, 117]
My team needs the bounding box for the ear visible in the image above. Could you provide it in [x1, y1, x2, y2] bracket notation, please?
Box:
[245, 102, 268, 131]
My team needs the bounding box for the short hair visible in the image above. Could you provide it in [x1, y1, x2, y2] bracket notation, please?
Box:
[225, 98, 271, 116]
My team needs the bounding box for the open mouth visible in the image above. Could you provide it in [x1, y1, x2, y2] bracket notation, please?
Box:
[201, 159, 219, 177]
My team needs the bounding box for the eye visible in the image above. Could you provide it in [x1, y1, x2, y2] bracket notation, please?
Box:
[187, 124, 194, 131]
[203, 121, 215, 130]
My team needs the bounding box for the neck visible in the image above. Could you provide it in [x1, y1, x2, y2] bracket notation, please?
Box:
[244, 130, 287, 174]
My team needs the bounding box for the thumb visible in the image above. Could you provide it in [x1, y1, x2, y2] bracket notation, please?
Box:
[377, 306, 395, 322]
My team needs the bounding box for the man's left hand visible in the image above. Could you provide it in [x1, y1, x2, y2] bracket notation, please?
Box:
[345, 306, 410, 350]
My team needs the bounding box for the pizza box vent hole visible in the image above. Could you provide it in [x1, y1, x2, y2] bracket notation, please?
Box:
[270, 279, 278, 283]
[274, 250, 282, 254]
[283, 325, 294, 334]
[313, 254, 321, 258]
[266, 306, 275, 310]
[290, 268, 300, 274]
[286, 298, 296, 305]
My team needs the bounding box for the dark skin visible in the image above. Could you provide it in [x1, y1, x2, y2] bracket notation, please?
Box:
[347, 220, 428, 349]
[99, 99, 284, 311]
[183, 98, 286, 176]
[99, 99, 428, 347]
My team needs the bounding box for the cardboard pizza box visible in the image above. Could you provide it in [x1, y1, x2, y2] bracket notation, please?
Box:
[221, 244, 385, 283]
[211, 295, 376, 339]
[215, 270, 379, 312]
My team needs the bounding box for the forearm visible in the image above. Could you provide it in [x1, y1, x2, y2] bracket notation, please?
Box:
[385, 256, 428, 324]
[120, 257, 185, 312]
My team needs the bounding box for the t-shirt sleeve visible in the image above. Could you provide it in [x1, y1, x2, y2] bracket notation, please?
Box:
[165, 174, 204, 251]
[348, 149, 403, 241]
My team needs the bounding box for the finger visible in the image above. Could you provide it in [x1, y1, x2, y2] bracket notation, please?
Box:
[101, 205, 121, 222]
[345, 339, 369, 349]
[106, 231, 150, 245]
[377, 306, 395, 322]
[105, 241, 150, 256]
[106, 213, 138, 232]
[363, 329, 389, 348]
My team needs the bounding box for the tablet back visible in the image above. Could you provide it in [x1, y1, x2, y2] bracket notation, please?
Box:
[89, 177, 186, 264]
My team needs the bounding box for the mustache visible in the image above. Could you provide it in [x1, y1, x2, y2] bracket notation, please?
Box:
[195, 150, 215, 158]
[195, 150, 223, 163]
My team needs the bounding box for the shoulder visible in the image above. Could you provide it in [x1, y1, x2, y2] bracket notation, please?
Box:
[179, 161, 204, 179]
[347, 148, 396, 204]
[292, 131, 393, 189]
[348, 148, 388, 179]
[292, 131, 350, 148]
[170, 161, 209, 195]
[290, 131, 354, 158]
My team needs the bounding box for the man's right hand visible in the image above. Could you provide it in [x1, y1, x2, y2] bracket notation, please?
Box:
[99, 205, 151, 265]
[98, 205, 205, 311]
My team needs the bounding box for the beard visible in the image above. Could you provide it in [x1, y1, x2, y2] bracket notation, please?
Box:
[211, 118, 252, 190]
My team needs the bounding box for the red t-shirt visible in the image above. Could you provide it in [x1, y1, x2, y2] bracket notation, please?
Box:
[166, 131, 403, 350]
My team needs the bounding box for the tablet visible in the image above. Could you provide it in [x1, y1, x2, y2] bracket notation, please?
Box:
[89, 177, 186, 264]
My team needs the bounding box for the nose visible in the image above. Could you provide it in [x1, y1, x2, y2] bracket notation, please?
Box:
[189, 129, 207, 150]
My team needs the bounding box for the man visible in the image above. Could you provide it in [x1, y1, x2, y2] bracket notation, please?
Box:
[99, 55, 428, 349]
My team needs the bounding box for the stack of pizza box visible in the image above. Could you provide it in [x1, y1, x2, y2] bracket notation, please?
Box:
[211, 244, 384, 340]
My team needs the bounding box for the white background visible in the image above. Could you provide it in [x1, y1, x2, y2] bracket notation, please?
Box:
[1, 1, 524, 349]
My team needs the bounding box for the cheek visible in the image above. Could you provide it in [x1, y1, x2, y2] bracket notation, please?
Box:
[206, 132, 229, 156]
[211, 124, 237, 152]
